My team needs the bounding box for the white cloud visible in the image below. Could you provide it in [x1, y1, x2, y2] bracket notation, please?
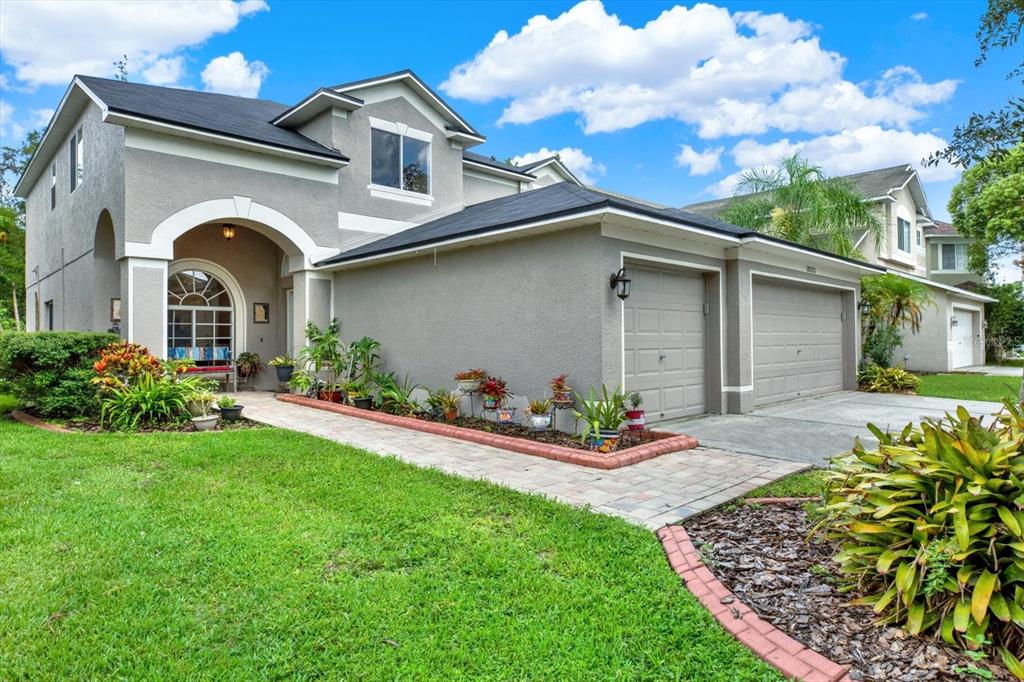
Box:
[441, 1, 957, 138]
[142, 56, 185, 86]
[30, 108, 55, 128]
[675, 145, 723, 175]
[511, 146, 606, 184]
[0, 0, 267, 88]
[0, 101, 25, 144]
[200, 51, 269, 97]
[993, 255, 1022, 284]
[704, 126, 959, 198]
[911, 12, 928, 21]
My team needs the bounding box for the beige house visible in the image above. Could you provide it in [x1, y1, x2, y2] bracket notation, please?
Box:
[686, 165, 994, 372]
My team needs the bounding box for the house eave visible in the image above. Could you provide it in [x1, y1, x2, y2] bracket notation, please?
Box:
[270, 89, 364, 128]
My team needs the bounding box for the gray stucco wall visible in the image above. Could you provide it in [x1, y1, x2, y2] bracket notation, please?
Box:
[332, 226, 606, 403]
[897, 289, 952, 372]
[24, 101, 125, 331]
[463, 173, 517, 206]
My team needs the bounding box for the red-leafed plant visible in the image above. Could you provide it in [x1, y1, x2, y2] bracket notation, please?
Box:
[91, 341, 163, 392]
[479, 376, 509, 405]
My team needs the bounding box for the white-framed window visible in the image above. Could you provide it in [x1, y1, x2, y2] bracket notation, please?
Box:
[916, 228, 922, 247]
[69, 127, 84, 192]
[50, 163, 56, 209]
[167, 269, 233, 365]
[369, 118, 431, 196]
[897, 217, 911, 252]
[43, 300, 54, 330]
[939, 242, 968, 271]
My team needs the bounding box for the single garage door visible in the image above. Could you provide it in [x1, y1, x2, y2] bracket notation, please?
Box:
[623, 265, 706, 421]
[753, 280, 844, 406]
[952, 309, 975, 368]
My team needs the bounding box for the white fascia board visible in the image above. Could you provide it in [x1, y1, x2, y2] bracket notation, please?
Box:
[335, 72, 480, 137]
[14, 77, 107, 197]
[738, 236, 884, 274]
[271, 90, 363, 127]
[526, 158, 583, 186]
[461, 158, 534, 181]
[446, 130, 486, 146]
[104, 111, 348, 168]
[886, 268, 997, 303]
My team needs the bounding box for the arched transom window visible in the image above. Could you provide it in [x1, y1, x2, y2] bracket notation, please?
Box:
[167, 269, 232, 364]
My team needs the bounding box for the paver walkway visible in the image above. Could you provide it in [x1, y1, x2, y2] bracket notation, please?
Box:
[242, 393, 806, 529]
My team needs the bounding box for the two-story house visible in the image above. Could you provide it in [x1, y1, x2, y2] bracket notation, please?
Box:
[17, 71, 887, 422]
[685, 165, 993, 372]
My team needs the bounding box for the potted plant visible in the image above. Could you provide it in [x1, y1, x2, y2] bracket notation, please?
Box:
[571, 385, 626, 453]
[190, 390, 218, 431]
[347, 383, 373, 410]
[216, 395, 243, 421]
[433, 390, 462, 421]
[269, 355, 295, 383]
[479, 376, 508, 410]
[550, 373, 573, 404]
[455, 368, 486, 392]
[236, 352, 262, 382]
[625, 391, 646, 430]
[525, 398, 552, 431]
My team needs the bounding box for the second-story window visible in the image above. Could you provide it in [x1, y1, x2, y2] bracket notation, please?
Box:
[940, 243, 968, 271]
[69, 127, 84, 192]
[50, 163, 57, 209]
[897, 217, 911, 252]
[370, 124, 430, 195]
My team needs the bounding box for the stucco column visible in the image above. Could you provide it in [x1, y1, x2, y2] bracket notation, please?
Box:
[121, 257, 169, 358]
[291, 270, 333, 353]
[723, 259, 754, 414]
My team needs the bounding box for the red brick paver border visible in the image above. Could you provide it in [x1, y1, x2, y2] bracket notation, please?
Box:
[657, 525, 852, 682]
[277, 393, 698, 470]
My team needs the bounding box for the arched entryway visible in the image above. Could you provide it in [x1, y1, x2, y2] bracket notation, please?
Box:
[92, 209, 120, 332]
[167, 262, 244, 366]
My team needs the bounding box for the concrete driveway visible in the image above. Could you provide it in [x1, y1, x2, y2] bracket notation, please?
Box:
[660, 391, 1005, 466]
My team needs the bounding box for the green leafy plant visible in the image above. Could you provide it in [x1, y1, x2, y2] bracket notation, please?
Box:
[268, 355, 295, 367]
[191, 390, 215, 417]
[236, 352, 262, 379]
[627, 391, 643, 410]
[373, 372, 420, 416]
[99, 373, 187, 431]
[857, 364, 921, 394]
[217, 396, 236, 409]
[426, 388, 461, 418]
[346, 336, 381, 387]
[862, 322, 904, 368]
[818, 401, 1024, 667]
[526, 398, 552, 416]
[296, 319, 346, 392]
[571, 385, 626, 445]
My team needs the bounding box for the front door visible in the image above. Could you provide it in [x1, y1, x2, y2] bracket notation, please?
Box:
[952, 310, 975, 368]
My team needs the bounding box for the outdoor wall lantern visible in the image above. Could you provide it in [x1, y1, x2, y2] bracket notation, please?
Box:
[221, 223, 237, 241]
[859, 299, 872, 316]
[609, 268, 632, 300]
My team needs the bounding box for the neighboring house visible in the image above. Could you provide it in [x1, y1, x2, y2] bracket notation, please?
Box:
[17, 71, 884, 423]
[685, 165, 993, 372]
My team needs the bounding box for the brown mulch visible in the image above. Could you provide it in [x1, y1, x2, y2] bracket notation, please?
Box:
[37, 415, 267, 433]
[686, 501, 1014, 681]
[421, 414, 650, 451]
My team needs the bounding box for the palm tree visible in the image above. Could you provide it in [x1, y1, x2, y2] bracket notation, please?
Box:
[717, 154, 885, 259]
[861, 274, 934, 333]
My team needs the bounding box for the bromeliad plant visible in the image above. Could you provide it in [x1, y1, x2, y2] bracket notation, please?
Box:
[480, 376, 509, 408]
[571, 385, 627, 446]
[857, 364, 921, 394]
[819, 402, 1024, 673]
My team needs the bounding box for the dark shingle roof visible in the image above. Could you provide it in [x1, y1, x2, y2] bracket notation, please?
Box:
[77, 76, 348, 161]
[319, 183, 767, 266]
[683, 164, 917, 217]
[462, 151, 534, 177]
[925, 220, 960, 236]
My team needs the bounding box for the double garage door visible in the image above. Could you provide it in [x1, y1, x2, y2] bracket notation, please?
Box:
[624, 265, 846, 421]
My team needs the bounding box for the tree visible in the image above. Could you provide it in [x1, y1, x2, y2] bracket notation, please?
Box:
[979, 282, 1024, 362]
[926, 0, 1023, 167]
[717, 154, 885, 259]
[859, 274, 935, 367]
[0, 129, 42, 329]
[948, 143, 1024, 276]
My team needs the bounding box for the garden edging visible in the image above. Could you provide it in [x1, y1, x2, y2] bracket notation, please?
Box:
[657, 524, 852, 682]
[10, 410, 74, 433]
[276, 393, 699, 469]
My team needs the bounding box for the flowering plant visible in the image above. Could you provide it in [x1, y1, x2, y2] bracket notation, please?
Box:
[479, 376, 509, 404]
[91, 341, 163, 391]
[454, 368, 487, 381]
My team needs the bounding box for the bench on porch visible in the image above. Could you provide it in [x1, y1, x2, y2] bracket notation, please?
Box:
[170, 346, 237, 393]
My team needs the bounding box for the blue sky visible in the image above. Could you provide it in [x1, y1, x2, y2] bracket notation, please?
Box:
[0, 0, 1017, 275]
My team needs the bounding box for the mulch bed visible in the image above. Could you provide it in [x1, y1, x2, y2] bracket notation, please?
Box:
[22, 412, 267, 434]
[420, 414, 649, 451]
[686, 501, 1013, 681]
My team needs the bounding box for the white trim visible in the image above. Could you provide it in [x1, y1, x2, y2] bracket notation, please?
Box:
[885, 269, 996, 303]
[619, 252, 725, 414]
[368, 183, 433, 206]
[168, 259, 247, 359]
[722, 385, 753, 392]
[738, 236, 882, 273]
[104, 111, 348, 168]
[335, 72, 479, 137]
[462, 158, 535, 182]
[270, 89, 362, 127]
[368, 116, 432, 142]
[123, 128, 339, 184]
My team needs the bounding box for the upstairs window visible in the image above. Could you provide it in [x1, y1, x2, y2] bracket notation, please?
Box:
[50, 164, 56, 209]
[69, 127, 84, 192]
[370, 122, 430, 195]
[940, 242, 968, 271]
[897, 217, 911, 252]
[44, 300, 54, 330]
[916, 229, 922, 246]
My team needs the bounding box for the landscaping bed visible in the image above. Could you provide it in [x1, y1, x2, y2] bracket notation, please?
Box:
[419, 414, 651, 451]
[49, 414, 265, 433]
[686, 500, 1014, 681]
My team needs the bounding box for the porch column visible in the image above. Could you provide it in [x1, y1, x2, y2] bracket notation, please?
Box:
[291, 270, 333, 353]
[121, 257, 169, 358]
[723, 258, 754, 414]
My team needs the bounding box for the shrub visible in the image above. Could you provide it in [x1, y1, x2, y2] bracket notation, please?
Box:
[857, 364, 921, 393]
[862, 322, 904, 368]
[99, 373, 188, 431]
[0, 331, 118, 417]
[820, 402, 1024, 669]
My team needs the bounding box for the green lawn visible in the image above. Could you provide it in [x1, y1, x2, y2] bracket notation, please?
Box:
[0, 417, 777, 680]
[916, 372, 1022, 403]
[743, 469, 829, 499]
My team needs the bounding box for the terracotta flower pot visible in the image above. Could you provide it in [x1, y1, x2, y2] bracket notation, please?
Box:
[444, 408, 458, 421]
[319, 390, 342, 403]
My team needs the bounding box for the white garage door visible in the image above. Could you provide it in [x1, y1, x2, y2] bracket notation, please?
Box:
[623, 265, 706, 421]
[753, 280, 844, 406]
[952, 310, 975, 368]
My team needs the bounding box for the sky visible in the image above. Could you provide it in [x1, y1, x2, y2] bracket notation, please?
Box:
[0, 0, 1018, 280]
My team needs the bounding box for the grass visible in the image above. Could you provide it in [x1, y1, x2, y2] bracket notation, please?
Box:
[743, 469, 829, 499]
[0, 418, 778, 680]
[0, 393, 18, 415]
[916, 372, 1022, 403]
